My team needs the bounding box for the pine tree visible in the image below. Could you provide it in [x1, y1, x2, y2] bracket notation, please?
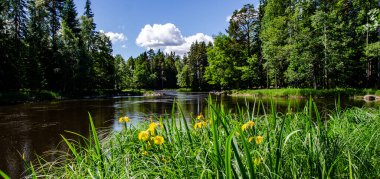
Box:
[47, 0, 63, 50]
[84, 0, 95, 31]
[0, 0, 13, 90]
[9, 0, 27, 89]
[62, 0, 79, 34]
[25, 0, 49, 89]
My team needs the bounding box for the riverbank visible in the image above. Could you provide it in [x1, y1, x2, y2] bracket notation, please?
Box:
[23, 100, 380, 178]
[225, 88, 380, 98]
[0, 89, 153, 105]
[0, 90, 61, 105]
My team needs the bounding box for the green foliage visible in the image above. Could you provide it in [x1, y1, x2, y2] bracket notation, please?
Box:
[0, 89, 60, 104]
[2, 0, 380, 96]
[30, 100, 380, 178]
[205, 34, 236, 89]
[228, 88, 380, 98]
[0, 0, 125, 95]
[125, 50, 179, 89]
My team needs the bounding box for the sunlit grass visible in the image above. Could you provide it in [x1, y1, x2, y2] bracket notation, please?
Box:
[228, 88, 380, 98]
[27, 97, 380, 178]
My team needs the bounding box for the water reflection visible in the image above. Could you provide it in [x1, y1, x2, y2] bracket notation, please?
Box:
[0, 91, 378, 178]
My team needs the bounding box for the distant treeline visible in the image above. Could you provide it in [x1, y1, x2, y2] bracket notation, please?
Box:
[1, 0, 380, 93]
[126, 0, 380, 91]
[0, 0, 126, 94]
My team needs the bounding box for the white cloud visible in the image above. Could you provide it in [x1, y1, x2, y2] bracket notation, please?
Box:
[226, 15, 231, 22]
[100, 30, 127, 43]
[136, 23, 185, 48]
[136, 23, 213, 56]
[164, 33, 213, 56]
[121, 44, 127, 49]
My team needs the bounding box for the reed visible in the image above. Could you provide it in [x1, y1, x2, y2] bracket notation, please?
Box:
[27, 97, 380, 178]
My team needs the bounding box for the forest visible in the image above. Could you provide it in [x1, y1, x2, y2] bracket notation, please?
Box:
[1, 0, 380, 93]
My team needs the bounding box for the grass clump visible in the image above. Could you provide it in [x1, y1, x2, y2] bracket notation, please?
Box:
[0, 89, 60, 104]
[29, 97, 380, 178]
[228, 88, 380, 98]
[177, 88, 192, 92]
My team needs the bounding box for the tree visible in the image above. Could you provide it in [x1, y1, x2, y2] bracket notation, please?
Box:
[47, 0, 63, 50]
[45, 0, 64, 90]
[24, 0, 49, 89]
[0, 0, 15, 90]
[60, 20, 80, 92]
[187, 41, 209, 91]
[205, 34, 236, 89]
[227, 4, 265, 88]
[163, 52, 179, 89]
[84, 0, 95, 32]
[176, 55, 191, 88]
[133, 52, 154, 89]
[92, 32, 115, 89]
[228, 4, 258, 57]
[62, 0, 79, 34]
[114, 55, 130, 90]
[260, 0, 291, 88]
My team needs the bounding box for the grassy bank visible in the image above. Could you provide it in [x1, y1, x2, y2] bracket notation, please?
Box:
[227, 88, 380, 98]
[0, 89, 151, 105]
[176, 88, 192, 92]
[25, 98, 380, 178]
[0, 90, 60, 105]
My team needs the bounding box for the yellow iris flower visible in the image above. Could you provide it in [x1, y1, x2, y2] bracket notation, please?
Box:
[153, 136, 164, 145]
[255, 135, 263, 144]
[147, 122, 159, 135]
[196, 113, 204, 120]
[241, 120, 255, 131]
[248, 137, 254, 143]
[138, 131, 150, 141]
[248, 136, 264, 144]
[119, 116, 130, 123]
[194, 121, 207, 129]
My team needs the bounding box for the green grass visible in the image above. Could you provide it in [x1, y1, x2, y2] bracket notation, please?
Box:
[0, 89, 60, 104]
[27, 97, 380, 178]
[177, 88, 192, 92]
[227, 88, 380, 98]
[121, 89, 147, 95]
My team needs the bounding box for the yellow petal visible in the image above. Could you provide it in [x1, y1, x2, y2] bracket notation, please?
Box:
[255, 136, 263, 144]
[248, 137, 254, 143]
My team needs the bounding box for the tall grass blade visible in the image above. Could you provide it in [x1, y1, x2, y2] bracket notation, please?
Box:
[61, 135, 82, 164]
[177, 104, 193, 145]
[0, 170, 10, 179]
[88, 112, 105, 178]
[225, 130, 235, 179]
[240, 132, 255, 179]
[347, 151, 353, 179]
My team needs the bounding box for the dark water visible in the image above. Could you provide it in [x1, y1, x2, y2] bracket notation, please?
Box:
[0, 91, 378, 178]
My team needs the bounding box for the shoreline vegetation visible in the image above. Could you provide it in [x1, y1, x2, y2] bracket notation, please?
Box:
[224, 88, 380, 99]
[21, 98, 380, 178]
[0, 89, 153, 105]
[2, 88, 380, 105]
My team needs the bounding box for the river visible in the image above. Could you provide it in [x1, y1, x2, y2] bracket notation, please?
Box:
[0, 91, 378, 178]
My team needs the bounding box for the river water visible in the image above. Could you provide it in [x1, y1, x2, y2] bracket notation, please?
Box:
[0, 91, 378, 178]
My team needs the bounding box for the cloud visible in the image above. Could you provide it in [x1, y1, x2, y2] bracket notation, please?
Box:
[100, 30, 127, 43]
[226, 15, 231, 22]
[164, 33, 213, 56]
[136, 23, 213, 56]
[121, 44, 127, 49]
[136, 23, 185, 48]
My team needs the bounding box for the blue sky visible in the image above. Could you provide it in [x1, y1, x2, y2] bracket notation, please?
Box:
[74, 0, 259, 58]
